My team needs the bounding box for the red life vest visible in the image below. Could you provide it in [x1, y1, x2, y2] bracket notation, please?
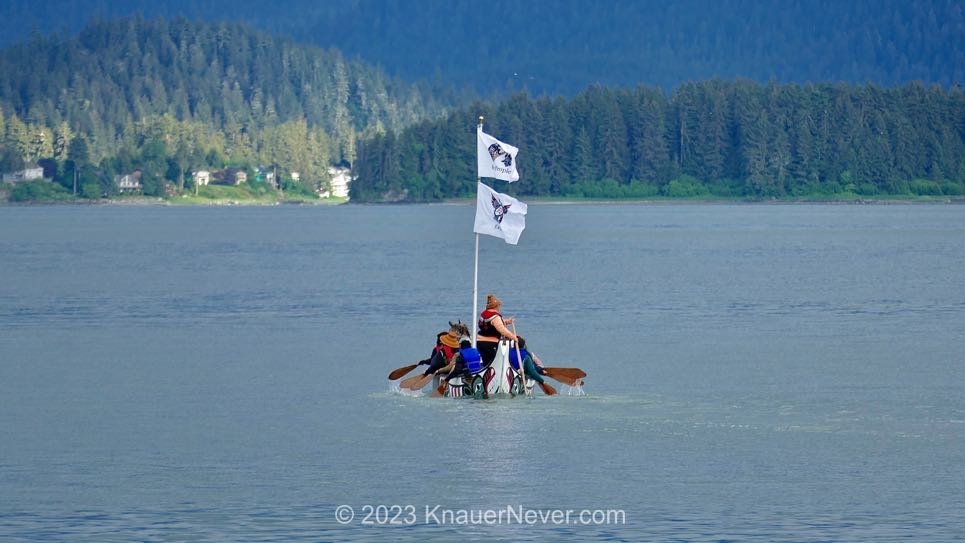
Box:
[434, 342, 457, 361]
[478, 309, 502, 338]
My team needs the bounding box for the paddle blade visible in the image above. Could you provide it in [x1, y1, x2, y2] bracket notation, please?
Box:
[538, 381, 557, 396]
[543, 372, 583, 387]
[542, 367, 587, 381]
[401, 373, 434, 391]
[432, 382, 447, 397]
[399, 373, 423, 389]
[388, 363, 418, 380]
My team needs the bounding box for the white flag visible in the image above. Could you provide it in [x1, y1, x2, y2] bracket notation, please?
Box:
[474, 182, 527, 245]
[477, 126, 520, 182]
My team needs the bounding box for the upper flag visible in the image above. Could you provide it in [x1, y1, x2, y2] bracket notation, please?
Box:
[477, 126, 520, 182]
[473, 182, 527, 245]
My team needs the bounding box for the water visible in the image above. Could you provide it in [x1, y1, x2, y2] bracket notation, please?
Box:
[1, 203, 963, 542]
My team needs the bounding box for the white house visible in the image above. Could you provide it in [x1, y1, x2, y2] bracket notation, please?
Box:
[2, 164, 44, 184]
[321, 166, 352, 198]
[193, 170, 210, 186]
[115, 171, 142, 192]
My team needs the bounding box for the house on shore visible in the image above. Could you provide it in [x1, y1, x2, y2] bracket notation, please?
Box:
[320, 167, 352, 198]
[115, 170, 143, 193]
[193, 170, 211, 187]
[2, 164, 45, 184]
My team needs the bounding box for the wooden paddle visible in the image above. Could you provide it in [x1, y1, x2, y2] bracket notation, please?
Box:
[432, 381, 447, 397]
[400, 372, 434, 391]
[541, 367, 586, 382]
[542, 371, 584, 387]
[388, 358, 431, 380]
[538, 381, 558, 396]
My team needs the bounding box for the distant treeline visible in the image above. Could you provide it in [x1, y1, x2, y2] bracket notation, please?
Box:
[351, 81, 965, 202]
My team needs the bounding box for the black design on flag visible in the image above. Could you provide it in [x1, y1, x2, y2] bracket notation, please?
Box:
[490, 194, 512, 227]
[477, 126, 519, 182]
[488, 143, 514, 168]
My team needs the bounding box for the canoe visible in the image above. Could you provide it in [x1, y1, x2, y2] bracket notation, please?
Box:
[437, 339, 533, 398]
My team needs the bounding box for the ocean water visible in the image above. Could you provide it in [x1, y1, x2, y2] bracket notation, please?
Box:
[0, 203, 963, 542]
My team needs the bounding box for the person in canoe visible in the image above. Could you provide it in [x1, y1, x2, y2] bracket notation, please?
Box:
[477, 294, 518, 366]
[509, 336, 556, 395]
[400, 321, 470, 390]
[439, 336, 484, 384]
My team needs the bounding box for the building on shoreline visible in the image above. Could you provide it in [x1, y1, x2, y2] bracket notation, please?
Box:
[115, 170, 143, 193]
[193, 170, 211, 187]
[320, 167, 351, 199]
[2, 164, 44, 184]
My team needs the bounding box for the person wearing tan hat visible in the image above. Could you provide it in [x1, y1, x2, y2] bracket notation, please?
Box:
[401, 321, 468, 390]
[421, 327, 462, 377]
[477, 293, 518, 367]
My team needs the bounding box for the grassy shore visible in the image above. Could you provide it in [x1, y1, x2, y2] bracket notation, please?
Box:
[3, 181, 962, 206]
[1, 182, 348, 205]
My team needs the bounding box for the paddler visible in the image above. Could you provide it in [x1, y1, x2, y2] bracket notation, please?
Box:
[508, 336, 556, 395]
[476, 294, 517, 366]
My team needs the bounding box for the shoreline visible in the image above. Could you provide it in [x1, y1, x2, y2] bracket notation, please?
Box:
[2, 194, 962, 207]
[0, 196, 346, 207]
[424, 195, 965, 206]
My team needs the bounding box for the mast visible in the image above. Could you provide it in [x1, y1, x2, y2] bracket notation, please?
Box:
[472, 116, 483, 345]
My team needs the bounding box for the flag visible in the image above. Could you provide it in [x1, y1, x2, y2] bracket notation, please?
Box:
[474, 182, 527, 245]
[477, 126, 519, 182]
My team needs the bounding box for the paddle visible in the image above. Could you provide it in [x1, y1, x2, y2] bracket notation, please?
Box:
[544, 372, 584, 387]
[388, 358, 428, 380]
[400, 372, 434, 391]
[541, 367, 586, 382]
[433, 381, 447, 397]
[538, 381, 557, 395]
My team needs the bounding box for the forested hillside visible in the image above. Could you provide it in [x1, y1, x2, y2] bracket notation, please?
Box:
[1, 0, 961, 95]
[351, 81, 965, 202]
[0, 17, 465, 196]
[1, 10, 961, 204]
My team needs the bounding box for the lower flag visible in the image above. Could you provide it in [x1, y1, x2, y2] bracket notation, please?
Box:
[473, 182, 527, 245]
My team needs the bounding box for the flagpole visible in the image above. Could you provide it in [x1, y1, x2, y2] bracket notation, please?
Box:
[472, 233, 480, 344]
[472, 116, 484, 345]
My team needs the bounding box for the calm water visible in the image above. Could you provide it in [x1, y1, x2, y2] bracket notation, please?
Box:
[1, 203, 963, 542]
